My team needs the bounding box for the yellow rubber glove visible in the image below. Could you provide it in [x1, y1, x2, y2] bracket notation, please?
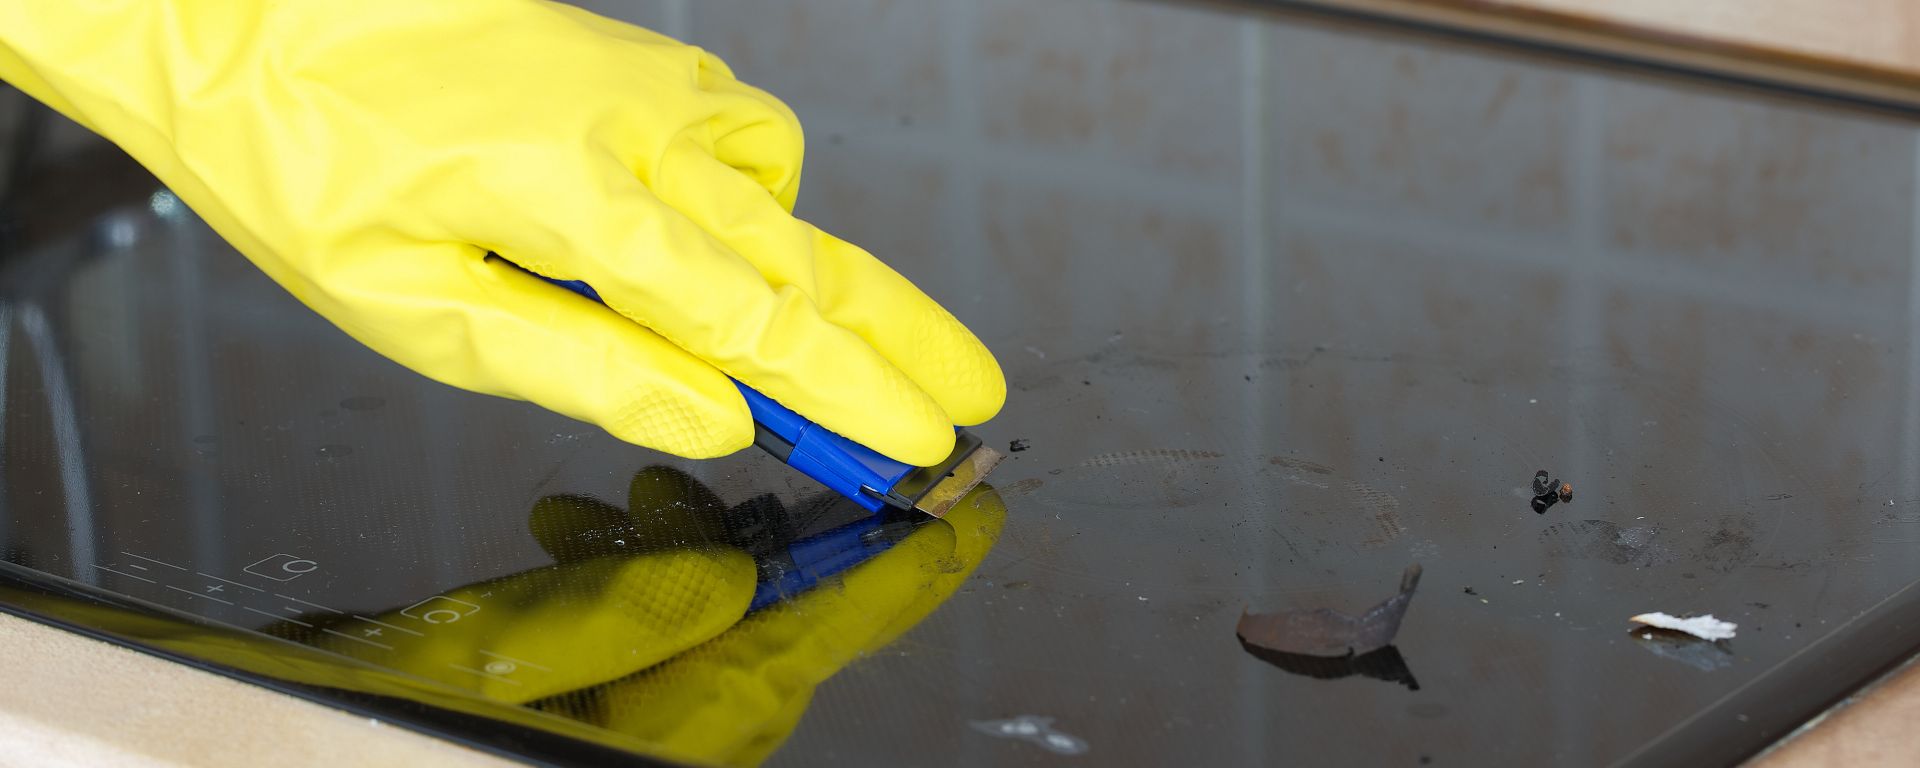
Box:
[0, 0, 1004, 465]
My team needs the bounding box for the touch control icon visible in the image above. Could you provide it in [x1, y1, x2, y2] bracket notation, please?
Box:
[242, 554, 319, 581]
[400, 596, 481, 624]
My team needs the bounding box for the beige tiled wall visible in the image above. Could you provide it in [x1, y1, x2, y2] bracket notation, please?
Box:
[1269, 21, 1579, 239]
[975, 0, 1244, 183]
[695, 1, 951, 130]
[1600, 78, 1916, 309]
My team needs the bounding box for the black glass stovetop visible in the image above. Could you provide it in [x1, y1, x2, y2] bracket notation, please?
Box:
[4, 2, 1920, 765]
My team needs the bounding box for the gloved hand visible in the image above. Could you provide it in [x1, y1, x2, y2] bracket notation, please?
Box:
[0, 0, 1004, 465]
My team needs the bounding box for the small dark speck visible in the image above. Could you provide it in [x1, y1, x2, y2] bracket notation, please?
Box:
[1420, 757, 1432, 765]
[1243, 375, 1252, 381]
[1081, 380, 1091, 386]
[1681, 572, 1696, 580]
[1378, 456, 1384, 462]
[1009, 439, 1031, 453]
[1748, 602, 1770, 610]
[828, 134, 845, 145]
[1462, 586, 1477, 596]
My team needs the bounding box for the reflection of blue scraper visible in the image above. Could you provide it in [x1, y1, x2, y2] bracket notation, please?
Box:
[533, 273, 1003, 517]
[747, 510, 924, 611]
[716, 490, 934, 611]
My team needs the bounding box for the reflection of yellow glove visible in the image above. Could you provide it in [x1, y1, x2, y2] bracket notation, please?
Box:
[0, 0, 1003, 465]
[586, 477, 1004, 765]
[280, 466, 1005, 765]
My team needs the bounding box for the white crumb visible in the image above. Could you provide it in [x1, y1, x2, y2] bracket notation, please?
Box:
[1630, 612, 1737, 641]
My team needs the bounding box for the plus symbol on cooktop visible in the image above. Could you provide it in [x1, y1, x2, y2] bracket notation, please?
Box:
[363, 628, 384, 638]
[204, 584, 224, 594]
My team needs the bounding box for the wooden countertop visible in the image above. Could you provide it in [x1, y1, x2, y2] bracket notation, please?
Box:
[0, 613, 504, 767]
[1470, 0, 1920, 82]
[1274, 0, 1920, 109]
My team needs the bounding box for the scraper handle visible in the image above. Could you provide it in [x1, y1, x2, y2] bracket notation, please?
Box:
[536, 276, 918, 513]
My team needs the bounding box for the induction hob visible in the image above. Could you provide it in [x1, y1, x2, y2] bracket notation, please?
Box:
[3, 1, 1920, 765]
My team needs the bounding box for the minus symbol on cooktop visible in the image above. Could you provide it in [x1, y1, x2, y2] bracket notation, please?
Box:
[91, 565, 157, 584]
[276, 593, 344, 614]
[165, 584, 234, 605]
[323, 628, 393, 650]
[121, 551, 188, 571]
[242, 606, 311, 627]
[196, 572, 265, 592]
[351, 616, 424, 637]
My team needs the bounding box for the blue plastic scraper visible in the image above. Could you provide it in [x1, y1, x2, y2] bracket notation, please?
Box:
[537, 274, 1004, 517]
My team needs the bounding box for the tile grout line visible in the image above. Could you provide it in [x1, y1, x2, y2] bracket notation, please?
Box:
[1561, 69, 1607, 762]
[1235, 18, 1271, 768]
[939, 4, 988, 765]
[1566, 73, 1606, 444]
[943, 1, 988, 311]
[661, 0, 690, 41]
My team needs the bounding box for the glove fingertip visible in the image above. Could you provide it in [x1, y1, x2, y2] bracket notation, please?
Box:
[943, 350, 1008, 427]
[603, 381, 754, 460]
[885, 408, 964, 469]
